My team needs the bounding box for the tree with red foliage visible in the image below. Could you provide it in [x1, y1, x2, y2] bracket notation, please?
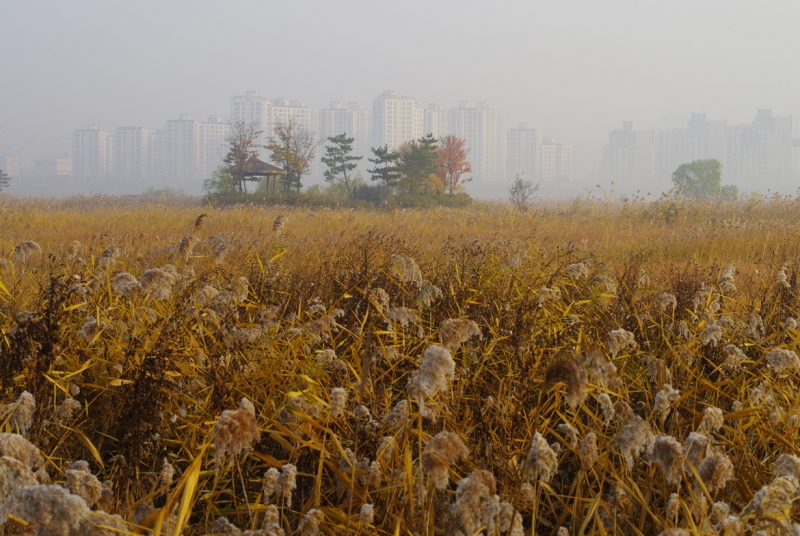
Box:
[435, 135, 472, 195]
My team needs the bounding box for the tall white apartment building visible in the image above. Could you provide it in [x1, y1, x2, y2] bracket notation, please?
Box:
[73, 125, 113, 178]
[656, 113, 727, 181]
[164, 115, 230, 182]
[114, 127, 151, 181]
[372, 90, 424, 150]
[541, 137, 572, 181]
[506, 123, 542, 181]
[423, 104, 449, 139]
[726, 109, 793, 187]
[148, 129, 164, 178]
[164, 115, 200, 183]
[270, 99, 318, 134]
[599, 122, 656, 183]
[318, 102, 370, 175]
[230, 91, 271, 147]
[199, 116, 230, 178]
[270, 99, 319, 177]
[1, 155, 20, 178]
[448, 101, 505, 181]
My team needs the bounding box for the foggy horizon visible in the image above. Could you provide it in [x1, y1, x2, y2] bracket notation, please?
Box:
[2, 0, 800, 197]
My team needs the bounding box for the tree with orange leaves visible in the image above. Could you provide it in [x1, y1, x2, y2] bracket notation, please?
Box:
[436, 135, 472, 195]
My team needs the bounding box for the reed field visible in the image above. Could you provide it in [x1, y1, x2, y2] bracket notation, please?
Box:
[3, 192, 800, 535]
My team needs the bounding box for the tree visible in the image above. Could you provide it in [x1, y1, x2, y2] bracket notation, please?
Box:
[264, 118, 321, 193]
[203, 166, 237, 194]
[0, 170, 9, 191]
[508, 174, 539, 211]
[396, 134, 440, 195]
[225, 121, 263, 193]
[321, 133, 362, 198]
[367, 145, 401, 187]
[671, 159, 725, 199]
[436, 135, 472, 194]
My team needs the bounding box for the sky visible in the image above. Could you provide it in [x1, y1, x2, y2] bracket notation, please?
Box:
[2, 0, 799, 184]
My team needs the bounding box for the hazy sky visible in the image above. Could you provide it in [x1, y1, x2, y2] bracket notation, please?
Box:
[2, 0, 799, 174]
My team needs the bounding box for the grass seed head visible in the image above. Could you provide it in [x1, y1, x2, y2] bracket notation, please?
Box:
[0, 456, 38, 504]
[262, 467, 281, 502]
[382, 399, 410, 428]
[64, 460, 102, 508]
[13, 240, 42, 263]
[583, 348, 619, 386]
[765, 348, 800, 372]
[613, 415, 654, 471]
[0, 484, 89, 535]
[359, 503, 375, 526]
[406, 345, 456, 417]
[54, 398, 81, 425]
[6, 391, 35, 436]
[390, 254, 423, 287]
[701, 406, 725, 433]
[557, 423, 579, 449]
[698, 450, 734, 493]
[649, 435, 685, 486]
[654, 385, 680, 424]
[213, 397, 260, 467]
[297, 508, 324, 536]
[526, 432, 558, 483]
[580, 433, 598, 465]
[598, 393, 615, 425]
[439, 318, 482, 349]
[684, 431, 711, 468]
[545, 357, 588, 409]
[607, 329, 637, 357]
[422, 431, 469, 490]
[450, 469, 497, 535]
[279, 463, 297, 507]
[329, 388, 347, 418]
[774, 454, 800, 481]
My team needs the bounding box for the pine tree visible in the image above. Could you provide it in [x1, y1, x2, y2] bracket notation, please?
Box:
[322, 133, 362, 198]
[367, 145, 401, 187]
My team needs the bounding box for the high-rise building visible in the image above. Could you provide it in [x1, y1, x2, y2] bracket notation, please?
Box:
[33, 156, 72, 177]
[372, 90, 424, 151]
[148, 129, 164, 179]
[199, 116, 230, 179]
[423, 104, 448, 139]
[164, 115, 230, 183]
[230, 91, 271, 148]
[318, 102, 371, 175]
[1, 155, 20, 178]
[114, 127, 152, 181]
[541, 137, 572, 181]
[656, 113, 727, 181]
[269, 99, 319, 177]
[726, 110, 793, 187]
[506, 123, 542, 181]
[448, 101, 505, 181]
[73, 125, 113, 178]
[599, 122, 655, 183]
[164, 115, 200, 183]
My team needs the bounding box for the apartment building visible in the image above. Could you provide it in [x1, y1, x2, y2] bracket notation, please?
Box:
[372, 90, 424, 150]
[73, 125, 113, 178]
[114, 127, 152, 181]
[448, 101, 505, 181]
[599, 122, 656, 183]
[541, 137, 572, 181]
[506, 123, 542, 181]
[318, 102, 371, 174]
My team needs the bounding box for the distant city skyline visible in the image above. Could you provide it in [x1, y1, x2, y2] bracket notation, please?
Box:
[4, 88, 799, 198]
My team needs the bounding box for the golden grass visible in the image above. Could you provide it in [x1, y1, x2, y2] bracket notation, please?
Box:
[0, 193, 800, 534]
